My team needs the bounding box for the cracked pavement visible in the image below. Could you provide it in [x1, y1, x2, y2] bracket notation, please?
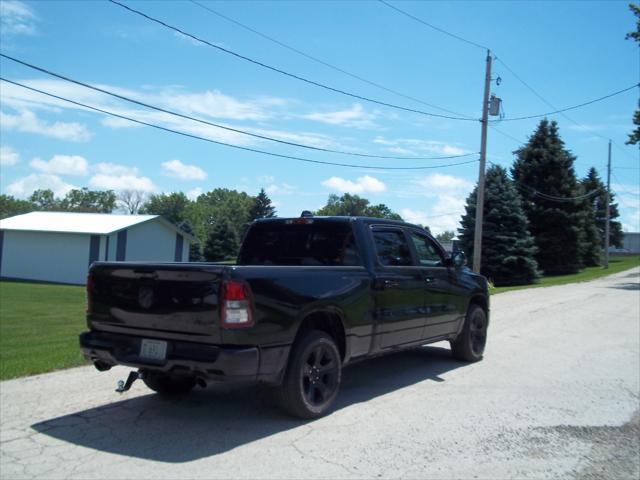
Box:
[1, 268, 638, 479]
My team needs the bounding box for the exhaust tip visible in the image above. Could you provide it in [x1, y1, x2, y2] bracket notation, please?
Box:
[94, 361, 112, 372]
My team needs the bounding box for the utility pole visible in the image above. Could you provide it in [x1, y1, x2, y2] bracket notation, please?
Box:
[604, 140, 612, 269]
[472, 50, 492, 274]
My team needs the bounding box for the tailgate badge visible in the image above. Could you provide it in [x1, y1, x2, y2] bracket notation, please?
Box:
[138, 287, 155, 309]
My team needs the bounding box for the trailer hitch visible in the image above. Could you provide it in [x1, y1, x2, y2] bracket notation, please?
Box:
[115, 370, 144, 393]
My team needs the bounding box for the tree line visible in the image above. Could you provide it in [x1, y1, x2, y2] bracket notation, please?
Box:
[0, 119, 624, 277]
[0, 187, 403, 261]
[458, 119, 623, 286]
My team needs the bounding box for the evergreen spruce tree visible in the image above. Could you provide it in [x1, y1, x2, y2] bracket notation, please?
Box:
[249, 188, 276, 220]
[578, 185, 601, 267]
[582, 168, 624, 249]
[458, 165, 539, 286]
[204, 221, 239, 261]
[511, 119, 586, 275]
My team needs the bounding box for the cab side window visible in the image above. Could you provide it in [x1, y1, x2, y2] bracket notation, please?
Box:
[372, 229, 413, 266]
[410, 233, 444, 267]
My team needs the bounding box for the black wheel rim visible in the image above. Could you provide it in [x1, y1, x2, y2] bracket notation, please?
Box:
[469, 311, 487, 356]
[301, 344, 339, 407]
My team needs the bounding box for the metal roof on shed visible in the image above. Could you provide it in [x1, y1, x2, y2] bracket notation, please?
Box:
[0, 212, 160, 235]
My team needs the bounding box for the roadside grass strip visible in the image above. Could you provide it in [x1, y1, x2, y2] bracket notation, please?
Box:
[0, 281, 88, 380]
[490, 255, 640, 294]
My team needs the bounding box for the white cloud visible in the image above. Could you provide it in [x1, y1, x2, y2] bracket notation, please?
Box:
[415, 173, 473, 191]
[374, 137, 469, 156]
[30, 155, 88, 176]
[258, 175, 275, 184]
[322, 175, 386, 194]
[265, 183, 297, 195]
[89, 173, 157, 192]
[173, 31, 204, 47]
[94, 163, 138, 176]
[6, 174, 77, 198]
[0, 79, 349, 150]
[0, 109, 91, 141]
[0, 1, 36, 36]
[161, 159, 207, 181]
[166, 90, 277, 121]
[101, 117, 143, 129]
[186, 187, 203, 200]
[401, 200, 465, 235]
[302, 103, 379, 129]
[400, 208, 431, 227]
[0, 146, 20, 166]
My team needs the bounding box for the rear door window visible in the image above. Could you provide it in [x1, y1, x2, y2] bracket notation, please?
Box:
[238, 222, 361, 266]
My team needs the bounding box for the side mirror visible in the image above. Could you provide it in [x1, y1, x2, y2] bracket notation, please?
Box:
[451, 251, 467, 268]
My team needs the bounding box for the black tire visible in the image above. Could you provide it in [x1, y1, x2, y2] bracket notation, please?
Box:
[277, 330, 342, 419]
[142, 371, 196, 395]
[450, 304, 488, 362]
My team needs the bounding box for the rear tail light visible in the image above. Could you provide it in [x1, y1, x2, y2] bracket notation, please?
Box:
[86, 274, 93, 314]
[220, 280, 254, 329]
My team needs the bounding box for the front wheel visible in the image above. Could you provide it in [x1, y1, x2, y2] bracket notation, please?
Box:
[450, 304, 488, 362]
[142, 371, 196, 395]
[277, 330, 342, 419]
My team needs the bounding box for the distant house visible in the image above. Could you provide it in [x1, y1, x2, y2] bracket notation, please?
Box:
[610, 232, 640, 254]
[0, 212, 194, 285]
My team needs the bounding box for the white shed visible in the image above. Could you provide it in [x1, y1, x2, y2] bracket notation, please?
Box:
[0, 212, 194, 285]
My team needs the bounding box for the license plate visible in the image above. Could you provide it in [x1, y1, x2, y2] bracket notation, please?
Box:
[139, 339, 167, 361]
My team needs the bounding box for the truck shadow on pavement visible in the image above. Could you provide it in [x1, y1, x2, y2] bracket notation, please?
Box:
[31, 345, 463, 463]
[605, 271, 639, 290]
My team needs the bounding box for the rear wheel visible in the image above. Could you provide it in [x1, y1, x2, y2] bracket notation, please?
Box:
[278, 330, 342, 419]
[142, 371, 196, 395]
[450, 304, 487, 362]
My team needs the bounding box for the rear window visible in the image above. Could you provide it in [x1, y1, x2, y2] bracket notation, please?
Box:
[238, 222, 362, 266]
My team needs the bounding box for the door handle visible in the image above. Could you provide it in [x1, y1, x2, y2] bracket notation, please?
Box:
[424, 276, 435, 284]
[383, 280, 400, 288]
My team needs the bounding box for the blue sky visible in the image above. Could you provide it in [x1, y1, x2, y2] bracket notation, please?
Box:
[1, 0, 638, 233]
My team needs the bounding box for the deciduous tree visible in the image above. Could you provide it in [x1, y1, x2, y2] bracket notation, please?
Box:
[315, 193, 402, 220]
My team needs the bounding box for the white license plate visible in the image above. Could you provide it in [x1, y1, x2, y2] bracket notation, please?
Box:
[139, 339, 167, 361]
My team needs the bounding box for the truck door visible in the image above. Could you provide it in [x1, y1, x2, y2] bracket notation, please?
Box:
[407, 231, 464, 340]
[370, 227, 428, 349]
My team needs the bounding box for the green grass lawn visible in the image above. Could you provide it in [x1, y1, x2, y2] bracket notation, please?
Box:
[0, 281, 88, 380]
[0, 255, 638, 380]
[490, 255, 640, 295]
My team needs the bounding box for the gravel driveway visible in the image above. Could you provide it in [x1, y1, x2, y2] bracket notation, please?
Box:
[1, 268, 638, 479]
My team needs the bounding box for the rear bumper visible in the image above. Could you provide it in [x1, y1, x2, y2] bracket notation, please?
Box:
[79, 330, 289, 384]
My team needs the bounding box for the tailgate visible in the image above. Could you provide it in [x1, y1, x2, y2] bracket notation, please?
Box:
[88, 263, 225, 343]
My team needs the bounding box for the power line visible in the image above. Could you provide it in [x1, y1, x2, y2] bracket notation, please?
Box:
[495, 56, 640, 162]
[378, 2, 638, 133]
[488, 161, 604, 202]
[378, 0, 488, 51]
[517, 184, 604, 202]
[489, 125, 527, 146]
[1, 77, 480, 171]
[497, 83, 639, 122]
[0, 54, 477, 162]
[611, 171, 640, 196]
[189, 0, 471, 119]
[108, 0, 476, 122]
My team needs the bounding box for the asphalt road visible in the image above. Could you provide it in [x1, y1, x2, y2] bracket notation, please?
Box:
[1, 268, 639, 479]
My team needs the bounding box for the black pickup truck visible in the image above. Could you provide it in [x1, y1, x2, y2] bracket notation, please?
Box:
[80, 215, 489, 418]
